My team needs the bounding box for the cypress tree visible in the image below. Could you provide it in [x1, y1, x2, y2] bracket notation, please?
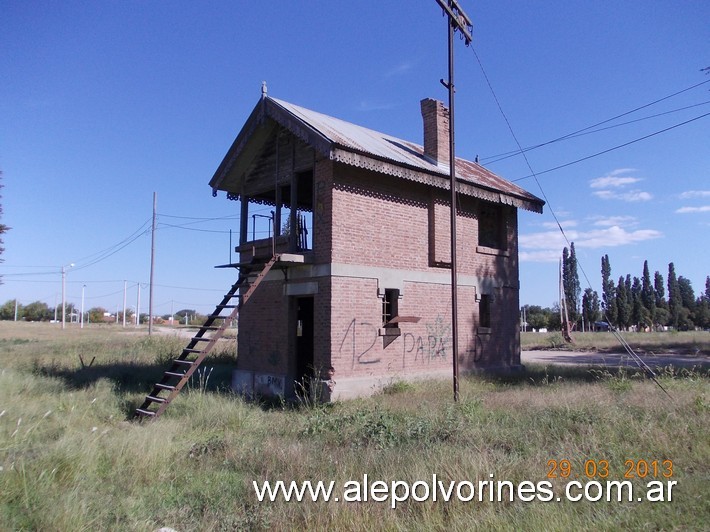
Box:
[616, 275, 631, 329]
[641, 260, 656, 326]
[562, 243, 581, 326]
[601, 255, 617, 326]
[654, 271, 666, 309]
[582, 288, 600, 329]
[631, 276, 648, 330]
[667, 263, 681, 329]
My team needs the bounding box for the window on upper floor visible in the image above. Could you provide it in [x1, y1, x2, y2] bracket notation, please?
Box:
[478, 203, 505, 250]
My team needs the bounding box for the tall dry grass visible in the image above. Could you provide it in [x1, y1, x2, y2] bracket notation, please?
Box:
[522, 330, 710, 354]
[0, 322, 708, 530]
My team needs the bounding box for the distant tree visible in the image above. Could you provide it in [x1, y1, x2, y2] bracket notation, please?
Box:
[695, 294, 710, 330]
[174, 308, 195, 324]
[23, 301, 52, 322]
[641, 261, 656, 325]
[88, 307, 108, 323]
[695, 275, 710, 328]
[631, 276, 649, 330]
[667, 263, 681, 329]
[654, 271, 667, 310]
[678, 276, 698, 328]
[677, 276, 696, 311]
[616, 275, 631, 329]
[581, 288, 600, 329]
[0, 299, 20, 320]
[677, 307, 694, 331]
[601, 255, 617, 325]
[523, 305, 549, 330]
[654, 307, 670, 329]
[562, 243, 581, 326]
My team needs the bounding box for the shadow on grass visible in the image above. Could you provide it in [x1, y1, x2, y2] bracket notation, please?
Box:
[491, 364, 641, 386]
[31, 354, 238, 418]
[489, 361, 709, 387]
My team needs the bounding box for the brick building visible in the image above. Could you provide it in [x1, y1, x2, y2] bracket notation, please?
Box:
[209, 90, 544, 400]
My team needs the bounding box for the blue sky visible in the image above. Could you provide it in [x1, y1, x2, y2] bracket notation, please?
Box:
[1, 1, 708, 317]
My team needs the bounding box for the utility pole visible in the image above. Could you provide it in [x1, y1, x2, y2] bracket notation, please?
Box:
[80, 285, 85, 329]
[122, 280, 127, 327]
[435, 0, 473, 402]
[61, 263, 74, 330]
[136, 283, 141, 327]
[148, 192, 157, 335]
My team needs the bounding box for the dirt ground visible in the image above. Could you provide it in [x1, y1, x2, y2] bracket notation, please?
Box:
[521, 349, 709, 369]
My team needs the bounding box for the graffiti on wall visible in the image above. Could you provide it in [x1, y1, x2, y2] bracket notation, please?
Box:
[340, 315, 454, 368]
[402, 315, 451, 365]
[340, 318, 381, 368]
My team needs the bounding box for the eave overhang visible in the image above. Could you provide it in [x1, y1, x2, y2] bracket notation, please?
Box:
[210, 97, 544, 214]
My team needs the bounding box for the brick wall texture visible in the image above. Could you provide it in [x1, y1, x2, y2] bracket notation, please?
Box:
[236, 156, 523, 392]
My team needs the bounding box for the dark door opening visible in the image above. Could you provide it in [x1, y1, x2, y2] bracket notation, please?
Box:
[295, 297, 315, 391]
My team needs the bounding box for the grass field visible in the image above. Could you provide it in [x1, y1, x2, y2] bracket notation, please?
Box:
[521, 330, 710, 355]
[1, 322, 708, 530]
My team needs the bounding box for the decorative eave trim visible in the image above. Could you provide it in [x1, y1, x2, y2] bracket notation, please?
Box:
[209, 100, 266, 194]
[265, 99, 332, 159]
[330, 148, 543, 213]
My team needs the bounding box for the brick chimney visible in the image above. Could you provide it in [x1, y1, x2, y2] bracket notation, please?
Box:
[420, 98, 450, 166]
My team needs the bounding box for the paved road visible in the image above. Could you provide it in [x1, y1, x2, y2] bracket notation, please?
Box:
[522, 350, 709, 369]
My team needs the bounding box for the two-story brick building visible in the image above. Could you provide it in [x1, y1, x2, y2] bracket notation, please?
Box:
[208, 89, 544, 400]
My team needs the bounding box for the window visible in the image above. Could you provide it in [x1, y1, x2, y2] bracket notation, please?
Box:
[479, 294, 491, 329]
[382, 289, 400, 327]
[478, 203, 505, 250]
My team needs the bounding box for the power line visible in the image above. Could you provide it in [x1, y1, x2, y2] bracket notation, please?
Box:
[511, 111, 710, 182]
[484, 99, 710, 164]
[157, 222, 232, 234]
[481, 78, 710, 163]
[72, 218, 152, 270]
[468, 43, 673, 396]
[158, 213, 239, 221]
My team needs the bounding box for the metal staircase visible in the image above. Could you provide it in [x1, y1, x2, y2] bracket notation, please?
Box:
[134, 254, 280, 420]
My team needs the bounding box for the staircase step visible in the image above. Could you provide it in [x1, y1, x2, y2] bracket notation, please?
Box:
[134, 257, 277, 421]
[146, 395, 166, 403]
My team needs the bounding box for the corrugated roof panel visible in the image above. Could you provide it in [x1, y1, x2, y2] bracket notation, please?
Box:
[269, 97, 543, 210]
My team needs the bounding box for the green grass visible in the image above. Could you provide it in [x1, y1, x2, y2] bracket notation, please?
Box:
[1, 322, 709, 530]
[522, 330, 710, 355]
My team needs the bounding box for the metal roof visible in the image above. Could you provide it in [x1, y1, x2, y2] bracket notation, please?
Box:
[210, 96, 544, 213]
[269, 98, 544, 213]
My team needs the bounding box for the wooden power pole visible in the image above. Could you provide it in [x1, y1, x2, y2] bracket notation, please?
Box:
[435, 0, 473, 402]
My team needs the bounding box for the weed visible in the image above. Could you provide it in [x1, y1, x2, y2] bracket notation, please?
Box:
[589, 367, 636, 392]
[528, 367, 564, 386]
[380, 379, 414, 395]
[546, 332, 565, 349]
[188, 366, 213, 395]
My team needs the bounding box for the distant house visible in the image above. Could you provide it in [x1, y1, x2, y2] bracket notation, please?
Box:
[209, 90, 544, 399]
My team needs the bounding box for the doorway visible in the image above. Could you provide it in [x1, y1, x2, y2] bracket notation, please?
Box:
[295, 297, 315, 389]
